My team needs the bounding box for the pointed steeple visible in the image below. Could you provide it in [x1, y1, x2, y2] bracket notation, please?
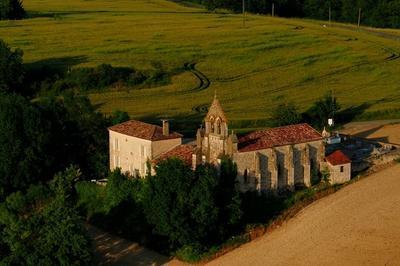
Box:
[205, 95, 228, 122]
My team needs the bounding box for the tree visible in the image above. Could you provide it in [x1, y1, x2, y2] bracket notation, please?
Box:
[271, 102, 302, 127]
[0, 93, 50, 200]
[306, 90, 341, 128]
[143, 158, 242, 249]
[0, 39, 24, 93]
[37, 92, 109, 180]
[0, 92, 109, 200]
[0, 167, 93, 265]
[0, 0, 25, 20]
[109, 110, 130, 125]
[143, 158, 195, 247]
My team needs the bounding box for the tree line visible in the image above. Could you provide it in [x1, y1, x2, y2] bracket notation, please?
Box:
[0, 39, 131, 264]
[0, 0, 25, 20]
[193, 0, 400, 28]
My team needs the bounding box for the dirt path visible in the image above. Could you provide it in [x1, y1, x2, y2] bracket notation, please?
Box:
[208, 164, 400, 266]
[87, 225, 170, 266]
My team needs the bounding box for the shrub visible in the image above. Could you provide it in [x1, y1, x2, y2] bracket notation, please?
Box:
[0, 0, 25, 20]
[271, 102, 302, 127]
[0, 167, 93, 265]
[0, 39, 24, 93]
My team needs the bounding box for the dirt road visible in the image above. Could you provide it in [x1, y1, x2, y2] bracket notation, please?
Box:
[208, 164, 400, 266]
[87, 225, 170, 266]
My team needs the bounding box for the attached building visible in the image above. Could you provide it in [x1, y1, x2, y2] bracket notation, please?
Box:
[108, 120, 182, 177]
[323, 150, 352, 184]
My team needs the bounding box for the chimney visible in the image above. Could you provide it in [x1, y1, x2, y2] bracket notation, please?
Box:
[162, 119, 169, 136]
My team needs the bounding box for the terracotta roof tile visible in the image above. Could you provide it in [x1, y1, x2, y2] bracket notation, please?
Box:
[108, 120, 182, 141]
[154, 144, 195, 165]
[238, 123, 322, 152]
[326, 150, 351, 166]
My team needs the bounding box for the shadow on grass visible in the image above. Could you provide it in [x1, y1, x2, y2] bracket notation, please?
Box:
[23, 55, 87, 90]
[26, 10, 208, 20]
[336, 102, 372, 124]
[138, 112, 204, 138]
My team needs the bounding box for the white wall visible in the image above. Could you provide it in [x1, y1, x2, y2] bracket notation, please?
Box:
[109, 130, 182, 177]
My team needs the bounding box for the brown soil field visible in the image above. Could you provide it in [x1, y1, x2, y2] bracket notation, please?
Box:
[207, 164, 400, 266]
[341, 120, 400, 145]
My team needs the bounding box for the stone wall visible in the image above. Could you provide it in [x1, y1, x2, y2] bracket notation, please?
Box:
[234, 140, 324, 193]
[322, 162, 351, 184]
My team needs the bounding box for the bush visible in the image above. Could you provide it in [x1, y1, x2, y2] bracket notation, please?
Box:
[271, 102, 302, 127]
[143, 158, 242, 249]
[0, 0, 25, 20]
[76, 169, 150, 243]
[0, 167, 93, 265]
[0, 39, 24, 93]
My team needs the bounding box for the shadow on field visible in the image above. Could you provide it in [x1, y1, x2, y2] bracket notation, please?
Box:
[139, 112, 204, 138]
[23, 55, 87, 85]
[26, 10, 208, 20]
[336, 103, 372, 124]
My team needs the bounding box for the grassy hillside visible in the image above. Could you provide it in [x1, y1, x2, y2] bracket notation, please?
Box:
[1, 0, 400, 132]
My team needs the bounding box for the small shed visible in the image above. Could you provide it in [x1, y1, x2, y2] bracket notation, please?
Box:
[324, 150, 352, 184]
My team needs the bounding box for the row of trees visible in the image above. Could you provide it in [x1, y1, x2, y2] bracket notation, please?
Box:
[0, 39, 131, 264]
[76, 158, 243, 260]
[0, 0, 25, 20]
[0, 167, 92, 264]
[196, 0, 400, 28]
[271, 91, 341, 129]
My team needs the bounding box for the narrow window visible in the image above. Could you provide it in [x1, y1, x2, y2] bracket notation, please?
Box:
[244, 169, 249, 183]
[216, 119, 221, 134]
[115, 138, 119, 151]
[340, 166, 344, 173]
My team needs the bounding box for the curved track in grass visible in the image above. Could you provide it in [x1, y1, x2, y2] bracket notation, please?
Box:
[184, 62, 210, 92]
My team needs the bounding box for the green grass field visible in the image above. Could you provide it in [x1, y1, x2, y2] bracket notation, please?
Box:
[1, 0, 400, 131]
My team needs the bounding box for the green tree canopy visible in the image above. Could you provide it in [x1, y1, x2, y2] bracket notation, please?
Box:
[0, 93, 50, 200]
[0, 167, 92, 265]
[306, 91, 341, 128]
[0, 0, 25, 20]
[0, 39, 24, 93]
[271, 102, 302, 127]
[143, 158, 242, 249]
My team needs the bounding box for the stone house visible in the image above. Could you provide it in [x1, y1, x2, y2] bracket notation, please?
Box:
[322, 150, 352, 184]
[108, 120, 182, 177]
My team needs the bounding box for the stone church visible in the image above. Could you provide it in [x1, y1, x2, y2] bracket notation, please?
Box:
[109, 96, 327, 193]
[191, 96, 325, 192]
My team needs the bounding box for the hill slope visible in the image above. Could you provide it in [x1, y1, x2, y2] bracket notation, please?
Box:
[1, 0, 400, 130]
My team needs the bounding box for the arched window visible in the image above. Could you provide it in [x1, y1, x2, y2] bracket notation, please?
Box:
[210, 116, 215, 133]
[216, 118, 221, 134]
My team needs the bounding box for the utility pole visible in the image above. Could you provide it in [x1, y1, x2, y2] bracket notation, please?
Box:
[272, 3, 275, 17]
[358, 8, 362, 28]
[242, 0, 246, 27]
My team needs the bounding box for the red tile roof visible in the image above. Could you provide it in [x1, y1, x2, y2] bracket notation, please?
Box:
[108, 120, 182, 141]
[238, 123, 323, 152]
[154, 144, 195, 166]
[326, 150, 351, 166]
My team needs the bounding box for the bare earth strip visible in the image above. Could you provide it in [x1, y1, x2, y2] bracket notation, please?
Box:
[340, 120, 400, 145]
[208, 164, 400, 266]
[87, 225, 170, 266]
